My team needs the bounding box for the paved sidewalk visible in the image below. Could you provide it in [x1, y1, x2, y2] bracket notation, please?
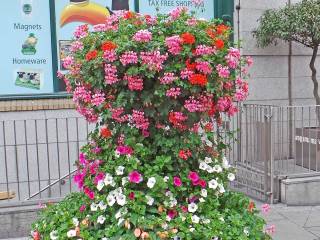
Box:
[256, 201, 320, 240]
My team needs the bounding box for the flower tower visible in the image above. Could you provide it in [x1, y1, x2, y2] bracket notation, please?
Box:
[32, 8, 271, 240]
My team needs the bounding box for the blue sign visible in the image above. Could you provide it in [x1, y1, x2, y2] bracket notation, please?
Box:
[0, 0, 54, 95]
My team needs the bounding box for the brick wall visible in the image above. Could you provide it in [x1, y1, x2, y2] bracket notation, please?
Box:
[0, 99, 75, 112]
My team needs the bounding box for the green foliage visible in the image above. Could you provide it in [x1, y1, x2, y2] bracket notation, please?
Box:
[254, 0, 320, 48]
[32, 192, 271, 240]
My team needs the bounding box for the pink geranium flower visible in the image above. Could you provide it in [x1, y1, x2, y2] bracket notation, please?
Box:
[129, 171, 143, 183]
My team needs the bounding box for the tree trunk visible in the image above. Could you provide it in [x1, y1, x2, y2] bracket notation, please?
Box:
[309, 45, 320, 124]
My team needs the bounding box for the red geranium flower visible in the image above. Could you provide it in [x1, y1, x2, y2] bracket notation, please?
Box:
[216, 24, 229, 34]
[189, 74, 208, 86]
[248, 201, 255, 212]
[206, 28, 215, 39]
[181, 32, 196, 45]
[100, 126, 112, 138]
[179, 149, 192, 160]
[186, 59, 196, 70]
[124, 11, 135, 19]
[215, 39, 225, 49]
[85, 50, 98, 61]
[101, 41, 117, 51]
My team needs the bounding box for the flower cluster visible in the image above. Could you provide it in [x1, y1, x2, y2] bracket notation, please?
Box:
[32, 9, 271, 240]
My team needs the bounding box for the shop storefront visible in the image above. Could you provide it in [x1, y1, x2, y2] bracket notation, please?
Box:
[0, 0, 233, 100]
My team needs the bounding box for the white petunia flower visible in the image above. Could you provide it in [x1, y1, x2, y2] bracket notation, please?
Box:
[213, 165, 223, 173]
[102, 238, 109, 240]
[72, 217, 79, 227]
[198, 126, 204, 134]
[99, 201, 107, 210]
[219, 184, 225, 193]
[199, 198, 205, 203]
[104, 174, 114, 186]
[188, 202, 198, 213]
[201, 189, 208, 197]
[50, 230, 58, 240]
[116, 166, 125, 175]
[204, 157, 212, 164]
[97, 215, 106, 224]
[67, 229, 76, 238]
[165, 191, 173, 197]
[169, 198, 177, 207]
[97, 180, 104, 191]
[146, 195, 154, 206]
[114, 187, 123, 195]
[115, 151, 120, 158]
[222, 156, 231, 169]
[199, 161, 208, 170]
[219, 217, 225, 222]
[147, 177, 156, 188]
[244, 227, 250, 236]
[181, 216, 186, 222]
[117, 218, 125, 226]
[205, 139, 213, 147]
[162, 223, 169, 229]
[228, 173, 235, 182]
[163, 176, 169, 182]
[90, 203, 98, 211]
[191, 215, 200, 224]
[208, 179, 218, 189]
[116, 194, 126, 206]
[203, 219, 211, 224]
[207, 165, 214, 173]
[189, 227, 195, 232]
[122, 177, 128, 186]
[107, 194, 116, 206]
[115, 210, 122, 219]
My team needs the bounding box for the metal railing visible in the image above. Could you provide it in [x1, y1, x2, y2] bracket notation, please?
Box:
[225, 104, 320, 203]
[0, 116, 94, 207]
[2, 104, 320, 206]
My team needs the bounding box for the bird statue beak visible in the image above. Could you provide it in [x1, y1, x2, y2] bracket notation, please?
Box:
[60, 0, 110, 27]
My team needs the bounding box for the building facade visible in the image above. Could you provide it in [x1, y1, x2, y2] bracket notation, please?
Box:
[235, 0, 318, 106]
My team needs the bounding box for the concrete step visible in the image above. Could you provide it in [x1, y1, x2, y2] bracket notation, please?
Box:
[1, 238, 29, 240]
[280, 174, 320, 206]
[0, 205, 38, 239]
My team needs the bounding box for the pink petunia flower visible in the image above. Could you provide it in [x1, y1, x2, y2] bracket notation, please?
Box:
[128, 171, 143, 183]
[173, 176, 182, 187]
[79, 204, 86, 212]
[116, 145, 134, 155]
[188, 171, 200, 183]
